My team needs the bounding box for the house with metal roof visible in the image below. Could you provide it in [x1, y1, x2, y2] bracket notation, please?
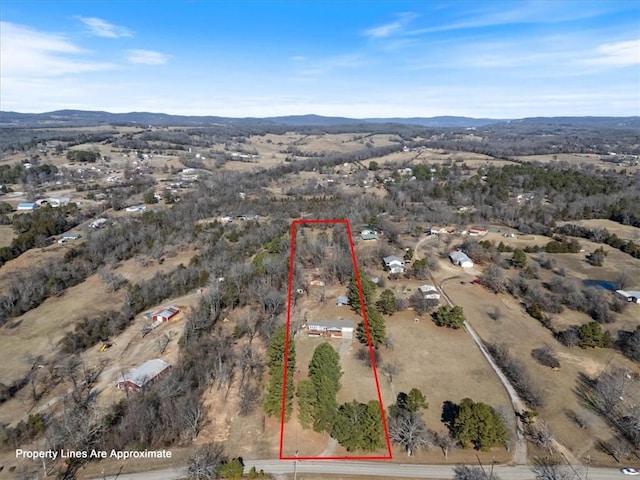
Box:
[153, 306, 180, 323]
[307, 319, 355, 339]
[115, 359, 171, 392]
[615, 290, 640, 304]
[383, 255, 405, 274]
[449, 250, 474, 268]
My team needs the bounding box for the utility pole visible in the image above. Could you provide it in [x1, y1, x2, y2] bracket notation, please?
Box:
[294, 450, 299, 480]
[585, 455, 590, 480]
[476, 454, 489, 480]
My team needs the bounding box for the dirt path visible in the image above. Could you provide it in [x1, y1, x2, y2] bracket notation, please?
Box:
[437, 273, 584, 469]
[413, 240, 531, 465]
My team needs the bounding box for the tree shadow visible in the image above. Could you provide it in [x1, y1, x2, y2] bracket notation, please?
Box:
[441, 400, 459, 429]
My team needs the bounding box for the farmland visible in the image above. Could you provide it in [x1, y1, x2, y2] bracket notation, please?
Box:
[0, 117, 639, 478]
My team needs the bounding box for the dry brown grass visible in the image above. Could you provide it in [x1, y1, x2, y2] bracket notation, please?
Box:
[556, 219, 640, 242]
[430, 243, 640, 466]
[0, 224, 15, 247]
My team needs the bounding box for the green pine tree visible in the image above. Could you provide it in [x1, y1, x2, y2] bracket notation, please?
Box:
[356, 306, 386, 349]
[348, 274, 376, 314]
[376, 289, 397, 315]
[264, 325, 296, 419]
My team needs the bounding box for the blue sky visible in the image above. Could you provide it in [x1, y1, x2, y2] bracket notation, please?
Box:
[1, 0, 639, 117]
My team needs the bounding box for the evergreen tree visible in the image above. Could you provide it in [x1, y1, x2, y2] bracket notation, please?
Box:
[307, 343, 342, 433]
[296, 379, 315, 430]
[376, 289, 397, 315]
[356, 307, 386, 349]
[432, 305, 465, 329]
[404, 388, 429, 413]
[264, 325, 295, 419]
[348, 274, 376, 314]
[217, 458, 243, 479]
[510, 249, 527, 269]
[451, 398, 507, 451]
[577, 321, 611, 348]
[332, 400, 385, 452]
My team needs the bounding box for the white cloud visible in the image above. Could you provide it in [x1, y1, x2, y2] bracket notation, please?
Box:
[363, 12, 418, 38]
[125, 49, 171, 65]
[0, 21, 116, 77]
[76, 16, 132, 38]
[580, 39, 640, 66]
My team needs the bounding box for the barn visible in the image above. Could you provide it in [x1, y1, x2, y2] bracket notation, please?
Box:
[615, 290, 640, 304]
[153, 306, 180, 323]
[308, 319, 355, 339]
[115, 359, 171, 392]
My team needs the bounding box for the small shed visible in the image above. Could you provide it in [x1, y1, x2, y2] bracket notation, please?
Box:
[336, 295, 350, 307]
[115, 359, 171, 392]
[153, 306, 180, 323]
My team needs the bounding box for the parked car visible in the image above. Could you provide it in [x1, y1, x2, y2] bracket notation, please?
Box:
[621, 468, 640, 476]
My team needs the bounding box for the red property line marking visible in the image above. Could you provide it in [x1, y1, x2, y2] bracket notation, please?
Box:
[279, 218, 393, 460]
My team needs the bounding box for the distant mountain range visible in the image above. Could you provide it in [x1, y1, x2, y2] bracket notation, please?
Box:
[0, 109, 638, 129]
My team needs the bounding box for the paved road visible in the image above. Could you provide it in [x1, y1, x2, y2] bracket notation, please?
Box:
[91, 460, 622, 480]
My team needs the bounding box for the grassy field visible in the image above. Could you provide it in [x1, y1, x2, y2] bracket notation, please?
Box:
[429, 232, 640, 466]
[556, 219, 640, 242]
[0, 247, 197, 392]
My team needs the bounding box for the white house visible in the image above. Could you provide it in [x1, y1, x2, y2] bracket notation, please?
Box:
[449, 250, 474, 268]
[48, 196, 71, 207]
[307, 319, 354, 339]
[615, 290, 640, 304]
[125, 205, 146, 213]
[383, 255, 405, 274]
[418, 285, 441, 300]
[89, 218, 108, 229]
[57, 233, 81, 244]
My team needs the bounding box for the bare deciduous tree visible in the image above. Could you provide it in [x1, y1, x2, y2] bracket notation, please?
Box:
[388, 412, 432, 456]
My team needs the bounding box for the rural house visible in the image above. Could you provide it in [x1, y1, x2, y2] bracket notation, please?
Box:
[449, 250, 474, 268]
[307, 319, 355, 339]
[360, 226, 378, 241]
[418, 285, 441, 300]
[115, 359, 171, 392]
[615, 290, 640, 304]
[383, 255, 405, 274]
[153, 306, 180, 323]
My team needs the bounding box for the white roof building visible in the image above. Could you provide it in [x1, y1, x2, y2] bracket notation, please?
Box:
[115, 359, 171, 392]
[449, 250, 474, 268]
[615, 290, 640, 304]
[383, 255, 405, 274]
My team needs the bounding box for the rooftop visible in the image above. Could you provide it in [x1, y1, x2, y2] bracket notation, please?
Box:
[309, 319, 355, 329]
[117, 359, 170, 388]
